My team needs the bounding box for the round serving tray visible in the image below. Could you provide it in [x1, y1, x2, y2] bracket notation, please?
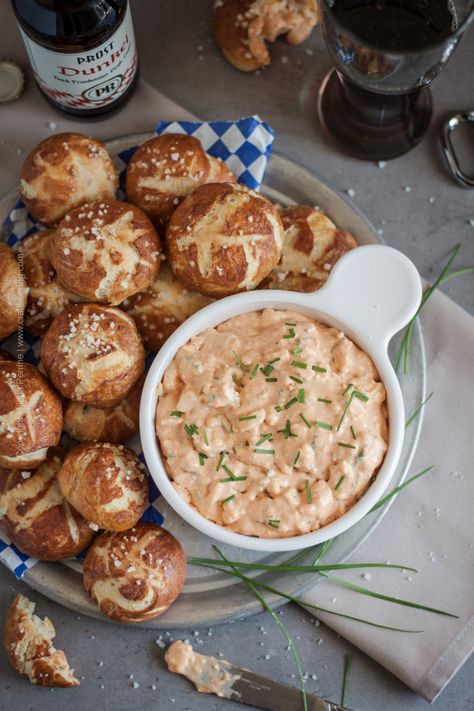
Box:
[0, 132, 426, 628]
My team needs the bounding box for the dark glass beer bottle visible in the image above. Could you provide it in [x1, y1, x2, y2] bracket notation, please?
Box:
[11, 0, 139, 117]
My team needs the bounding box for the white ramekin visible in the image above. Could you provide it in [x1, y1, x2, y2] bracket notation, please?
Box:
[140, 245, 422, 552]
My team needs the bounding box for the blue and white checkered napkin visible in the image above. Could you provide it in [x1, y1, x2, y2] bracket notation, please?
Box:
[0, 115, 275, 578]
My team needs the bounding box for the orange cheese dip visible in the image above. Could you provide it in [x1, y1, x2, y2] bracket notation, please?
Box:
[155, 309, 388, 538]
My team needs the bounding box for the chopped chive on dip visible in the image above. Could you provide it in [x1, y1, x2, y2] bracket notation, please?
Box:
[291, 347, 303, 355]
[305, 479, 312, 503]
[269, 357, 281, 364]
[318, 398, 332, 404]
[291, 360, 307, 369]
[350, 426, 356, 440]
[342, 383, 354, 397]
[216, 452, 225, 471]
[249, 363, 259, 380]
[222, 495, 235, 506]
[232, 374, 244, 388]
[256, 433, 273, 446]
[239, 414, 257, 421]
[315, 421, 332, 430]
[312, 365, 327, 373]
[233, 351, 250, 372]
[221, 475, 247, 483]
[222, 464, 237, 479]
[198, 453, 208, 465]
[338, 441, 356, 449]
[261, 364, 274, 377]
[337, 389, 369, 431]
[266, 377, 277, 382]
[293, 451, 301, 465]
[289, 375, 303, 384]
[203, 431, 209, 446]
[299, 413, 312, 428]
[283, 327, 296, 339]
[335, 475, 345, 490]
[267, 519, 280, 528]
[297, 388, 305, 403]
[255, 448, 275, 455]
[285, 322, 296, 326]
[170, 410, 183, 417]
[274, 405, 282, 413]
[184, 423, 199, 436]
[278, 419, 297, 439]
[284, 397, 298, 410]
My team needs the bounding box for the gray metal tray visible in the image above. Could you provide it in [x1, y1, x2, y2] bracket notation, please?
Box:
[0, 133, 425, 628]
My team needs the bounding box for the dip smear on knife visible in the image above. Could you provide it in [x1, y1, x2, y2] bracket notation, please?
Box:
[155, 308, 388, 538]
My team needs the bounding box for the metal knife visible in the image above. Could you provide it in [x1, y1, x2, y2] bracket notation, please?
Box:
[227, 665, 355, 711]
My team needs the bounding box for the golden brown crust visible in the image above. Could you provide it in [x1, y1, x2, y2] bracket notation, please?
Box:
[261, 205, 358, 291]
[20, 132, 118, 227]
[4, 594, 79, 687]
[41, 303, 145, 409]
[51, 199, 161, 305]
[0, 449, 95, 560]
[122, 263, 214, 351]
[213, 0, 318, 72]
[0, 244, 27, 340]
[58, 442, 148, 531]
[167, 182, 283, 296]
[17, 229, 83, 336]
[0, 362, 62, 470]
[83, 523, 187, 623]
[126, 134, 236, 231]
[63, 374, 143, 443]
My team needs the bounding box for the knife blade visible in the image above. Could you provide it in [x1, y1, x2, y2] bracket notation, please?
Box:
[227, 664, 355, 711]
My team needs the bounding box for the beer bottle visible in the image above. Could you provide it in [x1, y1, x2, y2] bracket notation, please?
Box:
[12, 0, 139, 117]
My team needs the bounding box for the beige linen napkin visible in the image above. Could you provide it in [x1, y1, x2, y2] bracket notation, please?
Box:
[301, 291, 474, 703]
[1, 77, 472, 704]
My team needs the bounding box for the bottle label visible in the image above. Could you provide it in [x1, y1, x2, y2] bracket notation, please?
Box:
[19, 4, 137, 110]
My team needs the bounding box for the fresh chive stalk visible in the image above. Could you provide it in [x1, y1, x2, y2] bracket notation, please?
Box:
[305, 479, 312, 503]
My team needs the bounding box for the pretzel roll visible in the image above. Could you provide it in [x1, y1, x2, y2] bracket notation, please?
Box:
[83, 523, 187, 623]
[51, 199, 161, 305]
[122, 264, 213, 351]
[126, 134, 236, 230]
[167, 182, 283, 296]
[20, 132, 118, 227]
[0, 449, 95, 560]
[0, 244, 27, 340]
[0, 362, 62, 470]
[41, 303, 144, 409]
[63, 374, 143, 444]
[58, 442, 148, 531]
[4, 594, 79, 687]
[213, 0, 318, 72]
[17, 229, 82, 336]
[261, 205, 358, 291]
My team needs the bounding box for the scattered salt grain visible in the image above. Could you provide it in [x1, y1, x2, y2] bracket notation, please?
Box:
[378, 161, 386, 169]
[132, 681, 140, 689]
[47, 121, 57, 130]
[403, 186, 412, 192]
[362, 573, 371, 581]
[467, 219, 474, 227]
[346, 188, 356, 197]
[429, 196, 436, 203]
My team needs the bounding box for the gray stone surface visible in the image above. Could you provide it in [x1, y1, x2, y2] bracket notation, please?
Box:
[1, 1, 474, 710]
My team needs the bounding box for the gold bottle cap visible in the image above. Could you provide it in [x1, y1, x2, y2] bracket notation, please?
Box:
[0, 59, 25, 103]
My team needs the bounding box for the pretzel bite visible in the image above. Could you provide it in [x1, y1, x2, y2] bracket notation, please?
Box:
[0, 362, 62, 470]
[83, 523, 187, 623]
[122, 264, 214, 351]
[4, 594, 79, 687]
[63, 374, 143, 443]
[0, 244, 27, 340]
[167, 182, 283, 296]
[58, 442, 148, 531]
[41, 303, 144, 409]
[20, 132, 118, 227]
[17, 229, 82, 336]
[51, 199, 161, 305]
[0, 449, 95, 560]
[213, 0, 318, 72]
[126, 134, 236, 230]
[261, 205, 358, 291]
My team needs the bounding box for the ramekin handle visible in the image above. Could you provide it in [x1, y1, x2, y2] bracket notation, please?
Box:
[308, 245, 422, 348]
